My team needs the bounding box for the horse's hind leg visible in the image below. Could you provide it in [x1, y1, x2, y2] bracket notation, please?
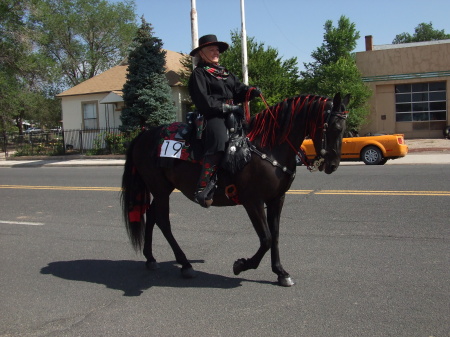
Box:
[143, 202, 159, 270]
[153, 194, 196, 279]
[266, 196, 295, 287]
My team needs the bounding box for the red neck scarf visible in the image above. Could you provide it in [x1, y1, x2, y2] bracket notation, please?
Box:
[200, 63, 229, 80]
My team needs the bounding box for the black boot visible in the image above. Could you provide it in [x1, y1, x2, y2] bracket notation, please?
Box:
[194, 154, 221, 208]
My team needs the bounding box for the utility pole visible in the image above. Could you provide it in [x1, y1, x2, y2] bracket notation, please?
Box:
[240, 0, 249, 85]
[191, 0, 198, 68]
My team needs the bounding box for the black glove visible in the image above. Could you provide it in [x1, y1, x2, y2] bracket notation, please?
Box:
[223, 104, 244, 117]
[250, 87, 261, 99]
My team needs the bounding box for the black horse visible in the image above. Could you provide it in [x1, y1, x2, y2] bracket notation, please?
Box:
[121, 93, 350, 286]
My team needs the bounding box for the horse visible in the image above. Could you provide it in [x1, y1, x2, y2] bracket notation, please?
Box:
[121, 93, 350, 287]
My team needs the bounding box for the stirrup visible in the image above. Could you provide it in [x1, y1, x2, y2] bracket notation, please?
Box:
[194, 176, 217, 208]
[194, 189, 213, 208]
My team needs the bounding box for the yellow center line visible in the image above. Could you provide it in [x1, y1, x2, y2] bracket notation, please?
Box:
[1, 185, 449, 196]
[286, 190, 314, 194]
[316, 190, 450, 196]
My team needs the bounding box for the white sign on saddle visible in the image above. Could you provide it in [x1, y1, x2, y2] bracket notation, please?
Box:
[160, 140, 184, 159]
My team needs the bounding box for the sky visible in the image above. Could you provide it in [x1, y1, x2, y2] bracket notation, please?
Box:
[115, 0, 450, 69]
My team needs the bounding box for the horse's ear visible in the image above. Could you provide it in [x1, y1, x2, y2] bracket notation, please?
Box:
[342, 94, 351, 107]
[333, 93, 341, 107]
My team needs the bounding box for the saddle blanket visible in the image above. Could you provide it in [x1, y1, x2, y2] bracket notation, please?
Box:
[157, 123, 197, 162]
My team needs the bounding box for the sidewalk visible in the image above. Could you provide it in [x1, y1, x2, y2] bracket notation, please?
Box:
[1, 138, 449, 167]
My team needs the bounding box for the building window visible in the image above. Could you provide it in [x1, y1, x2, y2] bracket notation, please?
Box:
[82, 102, 98, 129]
[395, 82, 447, 123]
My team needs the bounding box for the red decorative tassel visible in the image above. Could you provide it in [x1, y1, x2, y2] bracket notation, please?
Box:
[128, 194, 151, 223]
[128, 208, 142, 223]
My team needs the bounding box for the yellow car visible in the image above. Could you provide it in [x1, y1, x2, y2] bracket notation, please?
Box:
[300, 133, 408, 165]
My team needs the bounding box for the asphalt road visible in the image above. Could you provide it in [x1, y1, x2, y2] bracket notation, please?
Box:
[0, 165, 449, 337]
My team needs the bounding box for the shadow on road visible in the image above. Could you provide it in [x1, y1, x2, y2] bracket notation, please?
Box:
[41, 259, 273, 296]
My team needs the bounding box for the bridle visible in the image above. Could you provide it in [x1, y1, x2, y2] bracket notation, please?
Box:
[305, 107, 348, 172]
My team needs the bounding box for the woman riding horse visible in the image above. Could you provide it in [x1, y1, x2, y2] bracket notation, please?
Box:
[122, 91, 350, 286]
[188, 34, 260, 208]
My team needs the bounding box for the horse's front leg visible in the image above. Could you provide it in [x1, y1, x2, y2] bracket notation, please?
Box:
[267, 195, 295, 287]
[233, 200, 272, 276]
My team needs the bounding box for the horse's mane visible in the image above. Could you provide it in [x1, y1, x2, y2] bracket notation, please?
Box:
[247, 94, 329, 148]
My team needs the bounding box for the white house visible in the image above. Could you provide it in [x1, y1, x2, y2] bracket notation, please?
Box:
[57, 49, 190, 131]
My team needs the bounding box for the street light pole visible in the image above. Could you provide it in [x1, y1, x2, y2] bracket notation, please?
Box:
[240, 0, 249, 85]
[190, 0, 198, 68]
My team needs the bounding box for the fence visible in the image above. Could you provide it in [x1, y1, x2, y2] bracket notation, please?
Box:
[1, 128, 135, 157]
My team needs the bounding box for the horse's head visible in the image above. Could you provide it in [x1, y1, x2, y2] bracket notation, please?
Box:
[313, 93, 350, 174]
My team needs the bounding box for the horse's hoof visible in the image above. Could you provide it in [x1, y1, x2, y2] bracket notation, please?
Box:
[146, 261, 160, 270]
[278, 276, 295, 287]
[233, 259, 246, 275]
[181, 266, 197, 279]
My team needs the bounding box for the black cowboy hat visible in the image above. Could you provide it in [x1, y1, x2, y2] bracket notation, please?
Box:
[189, 34, 229, 56]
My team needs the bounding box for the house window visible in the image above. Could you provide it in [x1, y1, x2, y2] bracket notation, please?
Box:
[82, 102, 98, 129]
[395, 82, 447, 124]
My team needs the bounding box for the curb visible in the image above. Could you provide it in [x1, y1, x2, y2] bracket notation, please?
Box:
[2, 154, 125, 161]
[408, 148, 450, 153]
[1, 148, 450, 168]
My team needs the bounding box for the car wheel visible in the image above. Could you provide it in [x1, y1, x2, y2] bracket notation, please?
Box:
[444, 126, 450, 139]
[362, 146, 383, 165]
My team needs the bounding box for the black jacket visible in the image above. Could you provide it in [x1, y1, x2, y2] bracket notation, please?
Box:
[188, 62, 249, 120]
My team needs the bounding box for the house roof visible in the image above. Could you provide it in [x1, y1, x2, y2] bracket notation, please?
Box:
[57, 49, 186, 98]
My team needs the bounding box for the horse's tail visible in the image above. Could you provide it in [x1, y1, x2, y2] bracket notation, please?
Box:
[121, 131, 151, 252]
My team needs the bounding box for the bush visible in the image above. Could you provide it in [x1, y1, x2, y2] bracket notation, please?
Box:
[89, 130, 139, 155]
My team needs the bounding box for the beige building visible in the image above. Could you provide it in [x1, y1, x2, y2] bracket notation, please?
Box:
[356, 37, 450, 138]
[57, 50, 189, 131]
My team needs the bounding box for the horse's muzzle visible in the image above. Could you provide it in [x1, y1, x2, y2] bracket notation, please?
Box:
[324, 163, 338, 174]
[322, 149, 340, 174]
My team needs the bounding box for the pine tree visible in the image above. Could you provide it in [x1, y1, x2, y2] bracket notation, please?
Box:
[121, 17, 175, 130]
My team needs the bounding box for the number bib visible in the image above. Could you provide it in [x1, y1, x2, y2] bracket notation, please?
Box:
[160, 140, 184, 159]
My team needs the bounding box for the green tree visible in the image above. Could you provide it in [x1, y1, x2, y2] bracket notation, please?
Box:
[178, 54, 193, 87]
[1, 0, 28, 133]
[299, 16, 371, 131]
[30, 0, 137, 87]
[177, 55, 196, 112]
[223, 31, 301, 112]
[0, 0, 26, 73]
[1, 0, 60, 133]
[121, 18, 175, 129]
[393, 22, 450, 44]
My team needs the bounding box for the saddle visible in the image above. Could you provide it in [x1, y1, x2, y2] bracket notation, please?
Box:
[174, 110, 252, 174]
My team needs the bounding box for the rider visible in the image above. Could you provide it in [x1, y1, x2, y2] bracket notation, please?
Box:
[188, 34, 260, 208]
